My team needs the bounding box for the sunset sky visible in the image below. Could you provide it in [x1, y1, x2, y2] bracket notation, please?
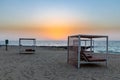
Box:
[0, 0, 120, 40]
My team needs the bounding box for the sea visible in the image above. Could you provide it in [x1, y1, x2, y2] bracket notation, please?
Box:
[0, 40, 120, 54]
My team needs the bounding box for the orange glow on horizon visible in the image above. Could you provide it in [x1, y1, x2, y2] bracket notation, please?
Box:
[0, 19, 96, 40]
[40, 26, 73, 40]
[0, 22, 92, 40]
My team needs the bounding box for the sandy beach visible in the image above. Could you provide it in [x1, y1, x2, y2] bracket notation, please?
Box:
[0, 46, 120, 80]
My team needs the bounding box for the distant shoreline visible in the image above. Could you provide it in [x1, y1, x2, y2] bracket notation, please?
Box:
[0, 45, 68, 49]
[0, 45, 120, 53]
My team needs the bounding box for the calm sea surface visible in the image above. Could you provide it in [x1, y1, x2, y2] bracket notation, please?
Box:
[0, 40, 120, 54]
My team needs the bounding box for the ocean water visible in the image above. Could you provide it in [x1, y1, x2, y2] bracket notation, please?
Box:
[94, 41, 120, 54]
[0, 40, 120, 54]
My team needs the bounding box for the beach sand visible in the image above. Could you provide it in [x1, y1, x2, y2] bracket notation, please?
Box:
[0, 46, 120, 80]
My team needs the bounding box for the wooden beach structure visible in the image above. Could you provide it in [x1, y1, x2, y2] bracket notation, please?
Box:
[19, 38, 36, 54]
[67, 34, 108, 68]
